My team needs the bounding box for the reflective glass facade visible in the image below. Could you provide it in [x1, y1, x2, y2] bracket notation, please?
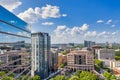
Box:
[0, 5, 31, 79]
[0, 5, 31, 44]
[31, 32, 50, 79]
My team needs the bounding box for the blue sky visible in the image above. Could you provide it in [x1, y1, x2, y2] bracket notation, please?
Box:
[0, 0, 120, 43]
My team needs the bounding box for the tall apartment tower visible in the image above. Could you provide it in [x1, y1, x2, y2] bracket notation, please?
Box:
[31, 32, 50, 79]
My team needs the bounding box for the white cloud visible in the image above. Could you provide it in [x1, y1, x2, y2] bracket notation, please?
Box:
[106, 19, 112, 24]
[54, 25, 67, 35]
[42, 22, 54, 26]
[97, 20, 104, 23]
[51, 24, 89, 43]
[112, 32, 116, 35]
[62, 14, 67, 17]
[18, 4, 67, 24]
[84, 31, 97, 37]
[111, 24, 115, 28]
[54, 24, 89, 36]
[51, 24, 119, 43]
[0, 0, 22, 12]
[80, 24, 89, 31]
[18, 8, 39, 24]
[97, 31, 110, 37]
[41, 4, 61, 19]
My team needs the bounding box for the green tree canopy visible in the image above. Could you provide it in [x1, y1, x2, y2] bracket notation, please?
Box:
[80, 71, 99, 80]
[74, 70, 81, 78]
[94, 59, 103, 68]
[2, 76, 14, 80]
[69, 76, 79, 80]
[0, 71, 6, 77]
[115, 51, 120, 56]
[32, 75, 40, 80]
[21, 76, 30, 80]
[50, 75, 67, 80]
[103, 71, 116, 80]
[60, 51, 67, 55]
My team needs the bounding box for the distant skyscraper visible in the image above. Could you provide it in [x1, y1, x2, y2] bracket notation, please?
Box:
[84, 40, 95, 48]
[31, 32, 50, 79]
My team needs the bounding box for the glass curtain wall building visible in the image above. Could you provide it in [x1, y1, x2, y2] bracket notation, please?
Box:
[0, 5, 31, 79]
[31, 32, 50, 79]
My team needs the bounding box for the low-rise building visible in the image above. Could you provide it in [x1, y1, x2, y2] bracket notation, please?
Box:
[67, 50, 94, 71]
[94, 49, 115, 60]
[58, 54, 67, 68]
[100, 59, 120, 69]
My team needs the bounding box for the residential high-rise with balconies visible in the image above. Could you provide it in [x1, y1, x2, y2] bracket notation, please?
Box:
[31, 32, 50, 79]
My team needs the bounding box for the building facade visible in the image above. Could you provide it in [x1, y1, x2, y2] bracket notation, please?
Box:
[67, 50, 94, 71]
[97, 49, 115, 60]
[0, 5, 31, 79]
[31, 32, 50, 79]
[51, 48, 58, 71]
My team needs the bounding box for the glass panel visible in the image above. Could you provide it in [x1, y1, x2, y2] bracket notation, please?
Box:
[0, 22, 30, 37]
[0, 5, 31, 32]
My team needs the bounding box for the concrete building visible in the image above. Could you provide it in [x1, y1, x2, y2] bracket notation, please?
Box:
[84, 40, 95, 49]
[101, 60, 120, 69]
[50, 48, 58, 71]
[31, 32, 50, 79]
[97, 49, 115, 60]
[67, 50, 94, 71]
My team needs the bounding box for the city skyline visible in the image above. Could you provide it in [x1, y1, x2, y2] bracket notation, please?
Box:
[1, 0, 120, 43]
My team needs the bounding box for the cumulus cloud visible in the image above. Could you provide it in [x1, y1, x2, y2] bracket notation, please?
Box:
[54, 24, 89, 36]
[18, 4, 67, 24]
[97, 20, 104, 23]
[111, 24, 115, 28]
[42, 22, 54, 26]
[51, 24, 119, 43]
[54, 25, 67, 35]
[62, 14, 67, 17]
[0, 0, 22, 12]
[106, 19, 112, 24]
[97, 31, 110, 37]
[80, 24, 89, 31]
[51, 24, 89, 43]
[84, 31, 97, 37]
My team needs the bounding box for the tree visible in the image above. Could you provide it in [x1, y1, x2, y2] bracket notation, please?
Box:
[103, 71, 112, 80]
[60, 51, 67, 55]
[32, 75, 40, 80]
[8, 73, 14, 78]
[94, 59, 103, 68]
[115, 51, 120, 56]
[0, 71, 6, 77]
[79, 71, 99, 80]
[69, 76, 79, 80]
[115, 51, 120, 60]
[50, 75, 66, 80]
[2, 76, 14, 80]
[0, 61, 2, 65]
[110, 75, 116, 80]
[21, 76, 30, 80]
[74, 70, 81, 78]
[94, 65, 100, 72]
